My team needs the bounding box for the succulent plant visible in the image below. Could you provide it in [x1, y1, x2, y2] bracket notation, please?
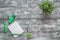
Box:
[26, 32, 32, 39]
[38, 0, 55, 16]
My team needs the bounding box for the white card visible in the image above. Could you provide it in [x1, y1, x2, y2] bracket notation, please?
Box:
[8, 21, 24, 38]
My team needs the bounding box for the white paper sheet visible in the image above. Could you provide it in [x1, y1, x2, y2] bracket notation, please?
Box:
[8, 21, 24, 38]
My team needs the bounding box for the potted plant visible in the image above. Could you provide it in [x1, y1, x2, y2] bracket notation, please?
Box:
[26, 32, 32, 39]
[38, 0, 55, 18]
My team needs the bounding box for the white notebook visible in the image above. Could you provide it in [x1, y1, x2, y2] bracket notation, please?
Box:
[8, 21, 24, 38]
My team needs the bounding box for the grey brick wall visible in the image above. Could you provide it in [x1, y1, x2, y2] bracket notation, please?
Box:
[0, 0, 60, 40]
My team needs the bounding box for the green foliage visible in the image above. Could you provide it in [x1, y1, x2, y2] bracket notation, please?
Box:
[26, 32, 32, 39]
[38, 0, 55, 16]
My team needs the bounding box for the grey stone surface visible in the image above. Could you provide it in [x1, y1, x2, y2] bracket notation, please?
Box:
[0, 0, 60, 40]
[29, 37, 49, 40]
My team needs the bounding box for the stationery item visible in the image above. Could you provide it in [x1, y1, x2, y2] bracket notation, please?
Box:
[8, 21, 24, 38]
[7, 13, 16, 24]
[3, 22, 7, 33]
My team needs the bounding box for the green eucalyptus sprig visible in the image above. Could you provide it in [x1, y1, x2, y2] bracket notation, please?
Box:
[38, 0, 55, 16]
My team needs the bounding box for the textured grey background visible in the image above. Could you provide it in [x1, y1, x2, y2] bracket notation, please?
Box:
[0, 0, 60, 40]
